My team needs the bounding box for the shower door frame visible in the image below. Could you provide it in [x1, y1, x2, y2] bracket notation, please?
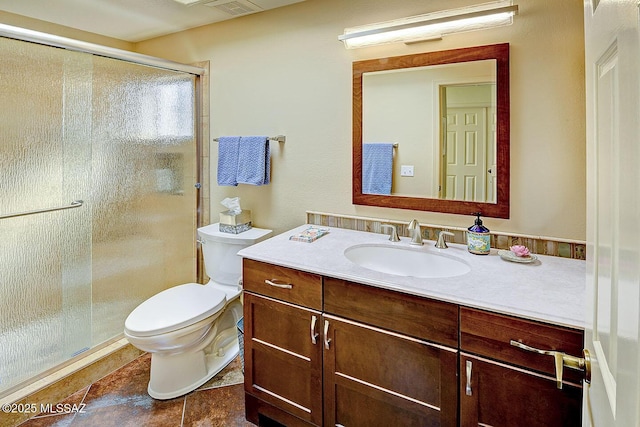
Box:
[0, 23, 208, 399]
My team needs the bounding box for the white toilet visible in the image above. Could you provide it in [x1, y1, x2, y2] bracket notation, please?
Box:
[124, 223, 271, 400]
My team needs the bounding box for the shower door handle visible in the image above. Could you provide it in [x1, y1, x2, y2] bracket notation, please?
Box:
[0, 200, 84, 220]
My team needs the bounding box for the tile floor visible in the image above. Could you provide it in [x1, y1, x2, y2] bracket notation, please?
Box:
[17, 353, 255, 427]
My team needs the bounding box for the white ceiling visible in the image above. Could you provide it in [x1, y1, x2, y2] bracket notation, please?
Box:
[0, 0, 305, 42]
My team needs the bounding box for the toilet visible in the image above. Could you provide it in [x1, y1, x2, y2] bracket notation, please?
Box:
[124, 223, 271, 400]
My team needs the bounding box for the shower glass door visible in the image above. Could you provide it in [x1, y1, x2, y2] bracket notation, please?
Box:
[89, 56, 197, 346]
[0, 36, 198, 396]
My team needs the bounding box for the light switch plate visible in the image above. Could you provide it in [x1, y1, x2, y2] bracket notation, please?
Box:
[400, 165, 414, 177]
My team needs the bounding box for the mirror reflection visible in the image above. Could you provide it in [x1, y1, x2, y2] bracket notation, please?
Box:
[441, 81, 497, 202]
[362, 60, 496, 202]
[352, 44, 510, 218]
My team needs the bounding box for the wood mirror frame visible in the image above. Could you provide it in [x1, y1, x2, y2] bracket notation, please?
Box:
[352, 43, 510, 218]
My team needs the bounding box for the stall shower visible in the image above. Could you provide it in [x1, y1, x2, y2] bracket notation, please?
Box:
[0, 28, 202, 398]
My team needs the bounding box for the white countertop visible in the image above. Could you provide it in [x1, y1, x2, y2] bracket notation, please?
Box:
[238, 225, 586, 329]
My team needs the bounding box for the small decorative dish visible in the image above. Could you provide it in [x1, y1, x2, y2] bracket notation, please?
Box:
[498, 249, 538, 264]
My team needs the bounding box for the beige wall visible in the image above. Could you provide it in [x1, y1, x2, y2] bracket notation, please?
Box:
[5, 0, 585, 240]
[135, 0, 585, 240]
[363, 60, 496, 199]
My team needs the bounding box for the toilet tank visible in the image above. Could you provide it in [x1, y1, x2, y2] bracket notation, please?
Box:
[197, 223, 272, 286]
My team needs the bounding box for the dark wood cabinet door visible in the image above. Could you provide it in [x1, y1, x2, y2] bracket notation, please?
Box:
[244, 292, 323, 426]
[323, 315, 458, 427]
[459, 353, 582, 427]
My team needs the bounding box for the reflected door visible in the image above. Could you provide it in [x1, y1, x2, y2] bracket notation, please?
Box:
[442, 107, 488, 202]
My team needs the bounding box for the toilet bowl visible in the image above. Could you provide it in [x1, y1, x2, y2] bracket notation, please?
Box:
[124, 223, 271, 400]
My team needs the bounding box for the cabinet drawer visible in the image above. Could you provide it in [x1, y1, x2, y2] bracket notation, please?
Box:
[460, 307, 584, 382]
[324, 277, 458, 347]
[242, 259, 322, 310]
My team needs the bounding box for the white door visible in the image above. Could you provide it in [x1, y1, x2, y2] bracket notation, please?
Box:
[443, 107, 487, 201]
[583, 0, 640, 425]
[487, 107, 497, 204]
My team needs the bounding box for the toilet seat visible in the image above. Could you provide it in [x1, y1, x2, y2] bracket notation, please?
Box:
[125, 283, 226, 337]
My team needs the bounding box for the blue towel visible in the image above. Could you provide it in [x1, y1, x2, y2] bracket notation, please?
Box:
[362, 143, 393, 195]
[237, 136, 270, 186]
[217, 136, 241, 186]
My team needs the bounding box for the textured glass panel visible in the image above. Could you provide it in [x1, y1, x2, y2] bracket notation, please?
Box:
[61, 52, 94, 361]
[89, 57, 197, 346]
[0, 36, 197, 395]
[0, 39, 92, 393]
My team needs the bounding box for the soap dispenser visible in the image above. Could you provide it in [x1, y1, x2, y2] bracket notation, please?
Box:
[467, 212, 490, 255]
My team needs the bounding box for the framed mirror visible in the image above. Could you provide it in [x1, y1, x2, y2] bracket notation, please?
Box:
[352, 43, 510, 218]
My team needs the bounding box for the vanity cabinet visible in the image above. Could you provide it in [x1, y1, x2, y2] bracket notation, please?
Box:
[459, 307, 584, 427]
[243, 260, 458, 427]
[243, 260, 323, 426]
[242, 259, 585, 427]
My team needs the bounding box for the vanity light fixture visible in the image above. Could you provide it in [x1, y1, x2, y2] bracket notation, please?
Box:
[338, 0, 518, 49]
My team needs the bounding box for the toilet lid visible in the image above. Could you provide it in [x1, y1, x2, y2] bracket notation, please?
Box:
[124, 283, 227, 337]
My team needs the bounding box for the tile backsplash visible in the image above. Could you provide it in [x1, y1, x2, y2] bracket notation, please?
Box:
[306, 211, 586, 261]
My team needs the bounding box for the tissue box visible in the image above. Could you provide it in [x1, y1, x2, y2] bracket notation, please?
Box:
[219, 210, 252, 234]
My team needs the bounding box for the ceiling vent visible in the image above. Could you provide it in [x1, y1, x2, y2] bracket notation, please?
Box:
[202, 0, 262, 16]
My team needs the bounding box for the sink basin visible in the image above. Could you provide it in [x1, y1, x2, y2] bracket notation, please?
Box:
[344, 244, 471, 279]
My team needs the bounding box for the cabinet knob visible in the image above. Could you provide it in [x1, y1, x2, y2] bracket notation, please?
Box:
[510, 340, 592, 389]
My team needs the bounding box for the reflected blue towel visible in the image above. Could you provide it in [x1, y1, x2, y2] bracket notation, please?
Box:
[217, 136, 241, 186]
[237, 136, 270, 185]
[362, 143, 393, 195]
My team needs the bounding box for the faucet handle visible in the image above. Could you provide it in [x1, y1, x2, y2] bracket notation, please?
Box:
[381, 224, 400, 242]
[435, 231, 455, 249]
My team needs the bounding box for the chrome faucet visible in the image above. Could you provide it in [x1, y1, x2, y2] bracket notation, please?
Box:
[435, 231, 455, 249]
[407, 219, 423, 245]
[381, 224, 400, 242]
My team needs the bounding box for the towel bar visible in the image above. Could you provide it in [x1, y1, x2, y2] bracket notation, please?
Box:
[213, 135, 285, 143]
[365, 143, 398, 148]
